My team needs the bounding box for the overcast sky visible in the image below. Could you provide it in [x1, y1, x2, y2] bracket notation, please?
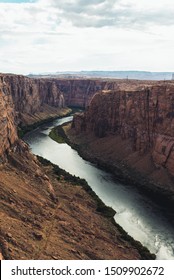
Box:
[0, 0, 174, 74]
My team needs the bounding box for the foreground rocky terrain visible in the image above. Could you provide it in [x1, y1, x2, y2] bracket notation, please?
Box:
[1, 144, 150, 260]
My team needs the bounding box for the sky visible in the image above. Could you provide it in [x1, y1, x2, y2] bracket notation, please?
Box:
[0, 0, 174, 74]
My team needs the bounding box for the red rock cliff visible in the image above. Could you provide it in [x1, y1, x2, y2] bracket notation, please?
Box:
[53, 79, 118, 107]
[72, 83, 174, 178]
[1, 74, 116, 157]
[0, 77, 18, 158]
[0, 74, 65, 157]
[4, 75, 65, 115]
[53, 78, 160, 108]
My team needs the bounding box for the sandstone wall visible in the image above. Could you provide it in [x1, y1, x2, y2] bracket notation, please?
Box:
[3, 75, 119, 121]
[2, 72, 174, 177]
[4, 75, 65, 115]
[72, 84, 174, 177]
[0, 74, 116, 157]
[54, 79, 118, 107]
[0, 77, 18, 158]
[0, 74, 65, 157]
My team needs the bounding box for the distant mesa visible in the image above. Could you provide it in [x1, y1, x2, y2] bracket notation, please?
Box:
[28, 70, 174, 81]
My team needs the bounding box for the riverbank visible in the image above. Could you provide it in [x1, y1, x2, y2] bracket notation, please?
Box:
[51, 122, 174, 224]
[18, 105, 72, 138]
[37, 156, 155, 260]
[0, 147, 154, 259]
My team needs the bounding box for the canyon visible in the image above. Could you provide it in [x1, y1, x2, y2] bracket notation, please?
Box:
[1, 73, 155, 260]
[0, 74, 122, 159]
[0, 73, 174, 259]
[71, 82, 174, 202]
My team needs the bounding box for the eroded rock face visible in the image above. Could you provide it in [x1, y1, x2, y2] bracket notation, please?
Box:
[1, 72, 174, 178]
[4, 75, 65, 115]
[72, 83, 174, 178]
[1, 74, 116, 157]
[0, 74, 120, 158]
[0, 77, 18, 158]
[54, 79, 118, 107]
[0, 74, 65, 157]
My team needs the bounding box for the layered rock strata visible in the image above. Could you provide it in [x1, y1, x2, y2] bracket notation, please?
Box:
[4, 75, 65, 111]
[1, 73, 174, 181]
[50, 78, 161, 108]
[0, 74, 145, 158]
[72, 83, 174, 180]
[0, 74, 67, 157]
[0, 77, 18, 159]
[52, 78, 119, 107]
[3, 75, 65, 126]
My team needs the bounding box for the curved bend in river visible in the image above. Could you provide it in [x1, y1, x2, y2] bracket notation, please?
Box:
[24, 116, 174, 260]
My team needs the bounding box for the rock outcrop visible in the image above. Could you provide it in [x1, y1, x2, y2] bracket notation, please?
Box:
[0, 77, 18, 159]
[72, 83, 174, 180]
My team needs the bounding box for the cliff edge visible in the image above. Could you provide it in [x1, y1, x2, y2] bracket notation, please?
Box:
[71, 84, 174, 198]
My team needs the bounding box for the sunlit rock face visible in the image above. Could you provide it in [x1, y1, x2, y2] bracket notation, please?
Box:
[72, 83, 174, 178]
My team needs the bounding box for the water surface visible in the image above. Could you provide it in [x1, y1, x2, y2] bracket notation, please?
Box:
[24, 116, 174, 259]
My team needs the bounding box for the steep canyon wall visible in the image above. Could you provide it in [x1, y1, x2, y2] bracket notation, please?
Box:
[1, 72, 174, 178]
[0, 74, 65, 157]
[53, 79, 118, 107]
[0, 77, 18, 158]
[4, 75, 65, 118]
[0, 74, 118, 157]
[72, 83, 174, 178]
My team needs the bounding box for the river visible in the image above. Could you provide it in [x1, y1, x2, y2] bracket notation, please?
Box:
[24, 116, 174, 260]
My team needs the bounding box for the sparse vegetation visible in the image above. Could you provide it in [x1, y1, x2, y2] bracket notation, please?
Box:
[18, 109, 73, 138]
[49, 127, 65, 144]
[37, 156, 115, 218]
[37, 155, 155, 260]
[49, 123, 71, 144]
[111, 221, 156, 260]
[18, 117, 56, 138]
[18, 107, 84, 139]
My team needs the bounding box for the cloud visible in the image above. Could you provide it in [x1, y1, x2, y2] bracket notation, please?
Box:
[44, 0, 174, 29]
[1, 0, 174, 34]
[0, 0, 174, 74]
[0, 1, 61, 36]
